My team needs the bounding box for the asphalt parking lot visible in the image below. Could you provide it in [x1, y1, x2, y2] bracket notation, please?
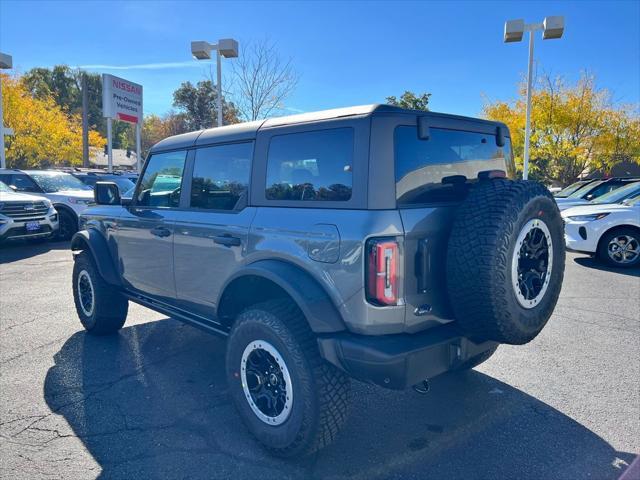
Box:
[0, 241, 638, 480]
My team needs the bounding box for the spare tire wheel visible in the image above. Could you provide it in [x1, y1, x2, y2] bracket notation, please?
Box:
[446, 179, 565, 345]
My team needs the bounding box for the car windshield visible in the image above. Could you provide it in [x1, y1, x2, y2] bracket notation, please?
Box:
[29, 172, 93, 193]
[566, 180, 604, 199]
[591, 182, 640, 204]
[0, 181, 13, 193]
[554, 180, 591, 198]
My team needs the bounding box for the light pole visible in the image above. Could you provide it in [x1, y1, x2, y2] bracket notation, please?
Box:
[504, 16, 565, 180]
[190, 38, 239, 127]
[0, 52, 14, 169]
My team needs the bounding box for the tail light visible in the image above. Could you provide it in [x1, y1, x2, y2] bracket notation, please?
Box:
[366, 238, 399, 306]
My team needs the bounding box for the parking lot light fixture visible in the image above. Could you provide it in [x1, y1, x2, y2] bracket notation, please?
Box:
[1, 52, 14, 169]
[504, 16, 565, 180]
[190, 38, 239, 128]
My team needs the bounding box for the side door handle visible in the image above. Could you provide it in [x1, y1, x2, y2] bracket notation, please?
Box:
[213, 234, 241, 247]
[151, 226, 171, 238]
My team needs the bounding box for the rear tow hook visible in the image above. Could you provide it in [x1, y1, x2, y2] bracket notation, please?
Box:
[412, 379, 430, 394]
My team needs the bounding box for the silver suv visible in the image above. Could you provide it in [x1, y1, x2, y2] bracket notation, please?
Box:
[70, 105, 565, 456]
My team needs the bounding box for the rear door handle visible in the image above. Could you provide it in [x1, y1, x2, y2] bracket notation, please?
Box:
[151, 226, 171, 238]
[214, 234, 241, 247]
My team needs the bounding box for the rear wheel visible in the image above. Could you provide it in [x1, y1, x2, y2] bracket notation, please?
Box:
[597, 227, 640, 268]
[72, 251, 128, 335]
[226, 300, 350, 457]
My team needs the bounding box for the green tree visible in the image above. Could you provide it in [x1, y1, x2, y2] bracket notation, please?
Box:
[386, 91, 431, 111]
[172, 80, 239, 130]
[2, 74, 104, 168]
[22, 65, 133, 149]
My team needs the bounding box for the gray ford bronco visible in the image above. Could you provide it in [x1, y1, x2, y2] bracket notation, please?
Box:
[71, 105, 565, 456]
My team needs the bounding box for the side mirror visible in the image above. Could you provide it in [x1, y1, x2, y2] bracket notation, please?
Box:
[94, 181, 121, 205]
[8, 185, 17, 191]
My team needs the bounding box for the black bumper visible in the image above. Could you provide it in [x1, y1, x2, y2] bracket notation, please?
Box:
[317, 324, 497, 390]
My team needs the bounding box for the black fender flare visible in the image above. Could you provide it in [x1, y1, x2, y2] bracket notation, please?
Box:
[218, 259, 346, 333]
[71, 229, 121, 286]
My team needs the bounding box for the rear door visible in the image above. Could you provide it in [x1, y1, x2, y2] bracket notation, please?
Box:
[115, 149, 187, 300]
[391, 117, 514, 331]
[173, 142, 256, 318]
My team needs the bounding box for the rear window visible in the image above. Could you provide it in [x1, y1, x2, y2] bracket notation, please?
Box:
[395, 126, 513, 205]
[265, 128, 353, 202]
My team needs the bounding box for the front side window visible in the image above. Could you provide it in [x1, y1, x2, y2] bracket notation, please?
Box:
[136, 150, 187, 208]
[190, 142, 253, 211]
[266, 128, 353, 202]
[8, 174, 42, 193]
[395, 126, 513, 205]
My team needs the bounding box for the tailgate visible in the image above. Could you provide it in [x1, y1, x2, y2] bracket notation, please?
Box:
[400, 206, 456, 332]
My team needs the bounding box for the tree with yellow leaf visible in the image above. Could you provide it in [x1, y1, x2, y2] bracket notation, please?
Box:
[484, 73, 640, 184]
[1, 74, 104, 168]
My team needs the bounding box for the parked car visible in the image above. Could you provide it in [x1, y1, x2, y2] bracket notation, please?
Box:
[555, 177, 639, 209]
[563, 196, 640, 267]
[70, 171, 136, 195]
[0, 169, 94, 240]
[554, 179, 599, 198]
[0, 181, 59, 243]
[70, 105, 565, 456]
[556, 180, 640, 211]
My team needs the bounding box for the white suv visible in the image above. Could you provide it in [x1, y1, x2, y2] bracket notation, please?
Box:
[0, 169, 94, 240]
[0, 181, 59, 243]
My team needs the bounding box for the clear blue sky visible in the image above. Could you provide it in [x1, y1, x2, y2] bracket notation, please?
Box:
[1, 0, 638, 118]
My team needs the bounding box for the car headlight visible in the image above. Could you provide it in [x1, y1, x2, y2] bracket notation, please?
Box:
[566, 212, 610, 222]
[68, 197, 93, 205]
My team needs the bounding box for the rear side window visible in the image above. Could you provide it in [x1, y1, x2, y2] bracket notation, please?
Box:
[136, 150, 187, 208]
[190, 142, 253, 211]
[265, 128, 353, 201]
[395, 126, 513, 205]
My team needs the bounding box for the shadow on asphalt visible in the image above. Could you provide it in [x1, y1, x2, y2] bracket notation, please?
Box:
[44, 320, 636, 480]
[573, 255, 640, 277]
[0, 239, 70, 263]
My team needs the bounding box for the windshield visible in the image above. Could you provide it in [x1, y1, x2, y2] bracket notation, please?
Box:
[29, 172, 93, 193]
[592, 182, 640, 204]
[566, 180, 604, 199]
[0, 181, 12, 193]
[555, 180, 591, 198]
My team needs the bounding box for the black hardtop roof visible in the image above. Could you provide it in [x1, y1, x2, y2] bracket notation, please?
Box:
[150, 104, 507, 153]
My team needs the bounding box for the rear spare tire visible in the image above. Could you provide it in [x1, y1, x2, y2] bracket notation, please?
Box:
[446, 179, 565, 345]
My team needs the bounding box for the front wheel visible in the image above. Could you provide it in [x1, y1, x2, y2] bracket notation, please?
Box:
[226, 300, 350, 457]
[72, 251, 128, 335]
[56, 209, 77, 241]
[597, 227, 640, 268]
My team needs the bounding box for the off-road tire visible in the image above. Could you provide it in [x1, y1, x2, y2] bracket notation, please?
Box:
[226, 300, 350, 457]
[447, 179, 565, 345]
[597, 227, 640, 268]
[72, 251, 128, 335]
[454, 346, 498, 371]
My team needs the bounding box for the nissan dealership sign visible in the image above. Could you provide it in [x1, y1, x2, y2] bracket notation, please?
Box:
[102, 74, 143, 124]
